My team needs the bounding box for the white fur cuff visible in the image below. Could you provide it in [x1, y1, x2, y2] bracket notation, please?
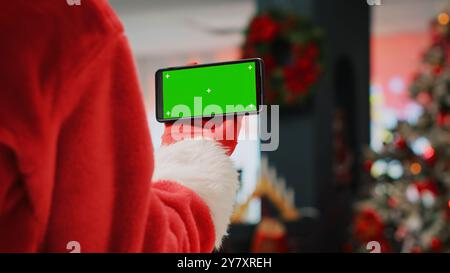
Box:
[152, 139, 239, 249]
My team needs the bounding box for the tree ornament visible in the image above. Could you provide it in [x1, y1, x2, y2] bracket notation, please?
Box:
[430, 237, 442, 252]
[437, 111, 450, 127]
[410, 246, 422, 253]
[394, 136, 407, 150]
[353, 208, 385, 243]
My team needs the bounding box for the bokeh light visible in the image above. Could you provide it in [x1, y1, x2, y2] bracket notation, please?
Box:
[423, 146, 435, 160]
[438, 12, 450, 25]
[387, 160, 403, 180]
[406, 185, 420, 203]
[411, 137, 431, 156]
[422, 191, 435, 207]
[410, 162, 422, 175]
[371, 159, 388, 178]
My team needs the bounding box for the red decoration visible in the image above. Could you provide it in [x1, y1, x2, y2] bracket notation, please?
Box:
[353, 209, 385, 243]
[410, 246, 422, 253]
[394, 136, 407, 150]
[423, 146, 436, 165]
[242, 11, 322, 107]
[251, 217, 289, 253]
[248, 15, 280, 43]
[378, 239, 393, 253]
[388, 197, 398, 208]
[430, 237, 442, 252]
[364, 160, 373, 172]
[413, 180, 439, 197]
[433, 65, 443, 75]
[437, 112, 450, 127]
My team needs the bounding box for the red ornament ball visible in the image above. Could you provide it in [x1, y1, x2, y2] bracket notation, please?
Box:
[423, 147, 436, 165]
[437, 112, 450, 127]
[430, 237, 442, 252]
[394, 136, 407, 150]
[353, 209, 385, 243]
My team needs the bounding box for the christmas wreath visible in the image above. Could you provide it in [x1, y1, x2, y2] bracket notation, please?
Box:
[242, 11, 323, 108]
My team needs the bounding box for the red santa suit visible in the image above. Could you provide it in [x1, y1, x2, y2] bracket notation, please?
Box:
[0, 0, 239, 252]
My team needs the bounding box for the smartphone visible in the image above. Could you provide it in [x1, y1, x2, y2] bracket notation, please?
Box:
[155, 58, 264, 122]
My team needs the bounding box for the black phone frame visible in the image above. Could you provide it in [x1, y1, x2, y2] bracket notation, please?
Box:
[155, 58, 264, 123]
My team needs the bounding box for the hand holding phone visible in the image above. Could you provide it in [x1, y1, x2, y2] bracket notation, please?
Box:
[161, 116, 243, 156]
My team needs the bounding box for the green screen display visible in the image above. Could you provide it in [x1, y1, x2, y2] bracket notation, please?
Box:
[162, 61, 257, 119]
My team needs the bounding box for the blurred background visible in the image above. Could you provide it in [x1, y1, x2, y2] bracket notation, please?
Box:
[109, 0, 450, 252]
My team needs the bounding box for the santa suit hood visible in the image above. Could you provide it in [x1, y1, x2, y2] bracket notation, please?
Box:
[0, 0, 238, 252]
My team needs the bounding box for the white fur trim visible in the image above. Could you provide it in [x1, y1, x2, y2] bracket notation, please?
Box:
[153, 139, 239, 249]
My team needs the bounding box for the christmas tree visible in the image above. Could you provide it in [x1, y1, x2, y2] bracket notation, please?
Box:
[349, 11, 450, 253]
